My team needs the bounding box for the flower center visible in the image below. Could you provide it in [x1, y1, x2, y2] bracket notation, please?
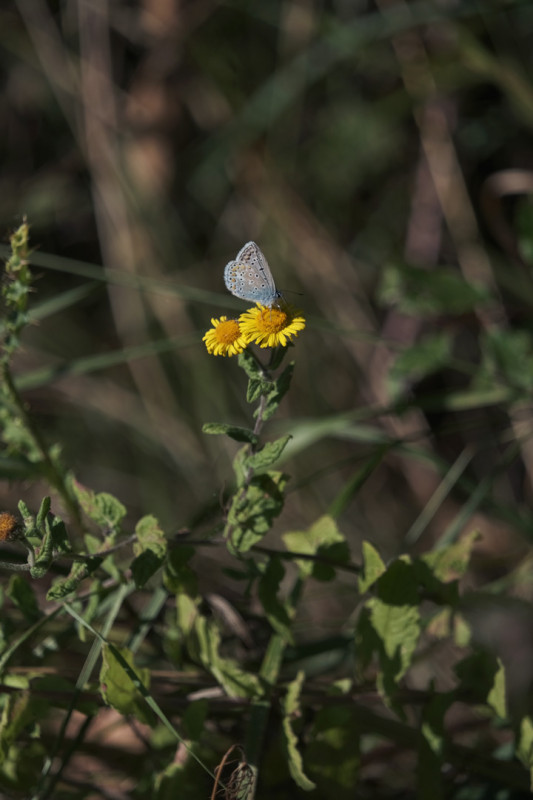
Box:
[216, 319, 241, 344]
[258, 307, 289, 332]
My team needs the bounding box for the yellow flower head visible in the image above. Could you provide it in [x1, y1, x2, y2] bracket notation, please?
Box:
[239, 304, 306, 348]
[203, 316, 248, 357]
[0, 512, 20, 542]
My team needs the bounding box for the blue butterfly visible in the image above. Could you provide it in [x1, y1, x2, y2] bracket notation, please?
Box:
[224, 242, 282, 307]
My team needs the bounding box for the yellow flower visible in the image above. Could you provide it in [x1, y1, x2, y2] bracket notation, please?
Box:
[0, 512, 20, 541]
[239, 304, 306, 348]
[203, 316, 248, 357]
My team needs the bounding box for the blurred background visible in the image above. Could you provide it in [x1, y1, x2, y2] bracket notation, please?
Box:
[2, 0, 533, 635]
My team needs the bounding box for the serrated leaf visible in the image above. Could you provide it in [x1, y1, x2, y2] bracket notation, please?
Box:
[100, 645, 152, 725]
[281, 671, 316, 791]
[225, 470, 288, 555]
[194, 616, 262, 698]
[246, 435, 292, 471]
[72, 482, 126, 532]
[420, 530, 479, 583]
[358, 541, 386, 593]
[257, 557, 293, 642]
[135, 515, 167, 558]
[283, 515, 349, 580]
[202, 422, 258, 444]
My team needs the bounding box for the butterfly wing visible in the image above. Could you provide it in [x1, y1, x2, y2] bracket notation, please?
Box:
[224, 242, 280, 306]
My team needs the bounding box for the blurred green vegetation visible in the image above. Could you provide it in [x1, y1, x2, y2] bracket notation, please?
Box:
[3, 0, 533, 796]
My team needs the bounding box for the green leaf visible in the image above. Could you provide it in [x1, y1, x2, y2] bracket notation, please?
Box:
[487, 658, 507, 719]
[238, 350, 262, 379]
[175, 593, 199, 637]
[72, 482, 126, 532]
[225, 470, 288, 555]
[281, 671, 316, 791]
[420, 530, 479, 583]
[84, 532, 120, 581]
[202, 422, 258, 444]
[48, 516, 71, 555]
[29, 522, 55, 578]
[131, 515, 167, 587]
[283, 515, 350, 581]
[35, 496, 51, 529]
[0, 680, 48, 772]
[135, 515, 167, 558]
[380, 263, 491, 316]
[6, 575, 40, 622]
[194, 616, 262, 699]
[517, 716, 533, 787]
[454, 651, 504, 709]
[307, 706, 360, 798]
[245, 435, 292, 471]
[100, 645, 152, 725]
[46, 559, 102, 600]
[358, 541, 386, 593]
[0, 690, 31, 764]
[247, 377, 272, 404]
[260, 362, 295, 421]
[417, 693, 454, 800]
[131, 550, 164, 589]
[369, 558, 421, 682]
[387, 333, 453, 401]
[164, 545, 197, 596]
[257, 557, 293, 642]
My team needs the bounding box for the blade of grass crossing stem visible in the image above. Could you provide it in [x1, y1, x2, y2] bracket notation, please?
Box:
[328, 446, 391, 518]
[127, 585, 168, 653]
[32, 584, 134, 800]
[60, 600, 219, 785]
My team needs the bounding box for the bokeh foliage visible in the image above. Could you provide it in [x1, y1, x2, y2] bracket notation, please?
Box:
[2, 0, 533, 797]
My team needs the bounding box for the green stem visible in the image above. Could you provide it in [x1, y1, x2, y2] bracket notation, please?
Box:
[1, 362, 81, 526]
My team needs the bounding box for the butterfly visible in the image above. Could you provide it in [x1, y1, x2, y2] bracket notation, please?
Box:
[224, 241, 282, 307]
